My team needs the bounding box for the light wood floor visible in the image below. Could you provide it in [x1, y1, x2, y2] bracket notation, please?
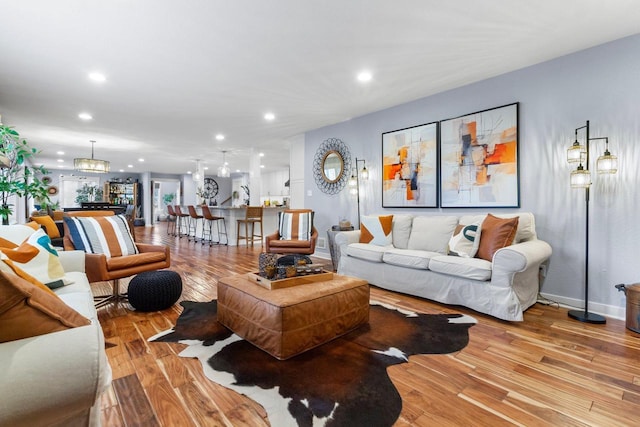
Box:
[97, 223, 640, 426]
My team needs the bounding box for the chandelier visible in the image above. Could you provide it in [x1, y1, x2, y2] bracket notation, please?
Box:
[74, 140, 110, 173]
[217, 150, 230, 178]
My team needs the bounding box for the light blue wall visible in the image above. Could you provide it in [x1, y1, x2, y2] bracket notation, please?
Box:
[305, 34, 640, 313]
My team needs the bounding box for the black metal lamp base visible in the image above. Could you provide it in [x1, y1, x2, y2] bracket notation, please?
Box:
[568, 310, 606, 324]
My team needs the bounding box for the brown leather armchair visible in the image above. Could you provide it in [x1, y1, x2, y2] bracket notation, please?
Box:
[63, 210, 170, 307]
[265, 209, 318, 255]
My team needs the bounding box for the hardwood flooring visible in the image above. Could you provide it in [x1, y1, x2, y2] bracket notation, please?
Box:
[98, 223, 640, 426]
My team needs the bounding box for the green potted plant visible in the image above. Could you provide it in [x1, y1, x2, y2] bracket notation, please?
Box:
[75, 183, 103, 205]
[0, 119, 50, 224]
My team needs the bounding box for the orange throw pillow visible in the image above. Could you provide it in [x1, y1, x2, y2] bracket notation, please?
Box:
[0, 271, 90, 343]
[30, 215, 61, 238]
[359, 215, 393, 246]
[476, 214, 519, 261]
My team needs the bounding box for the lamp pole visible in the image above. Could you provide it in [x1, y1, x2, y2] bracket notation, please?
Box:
[568, 120, 606, 324]
[351, 158, 367, 229]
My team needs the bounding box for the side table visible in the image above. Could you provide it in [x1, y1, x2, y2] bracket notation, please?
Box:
[326, 225, 354, 271]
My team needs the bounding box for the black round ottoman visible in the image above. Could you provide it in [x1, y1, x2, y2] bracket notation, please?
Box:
[128, 270, 182, 312]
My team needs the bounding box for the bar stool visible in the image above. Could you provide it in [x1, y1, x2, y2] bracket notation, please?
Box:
[174, 205, 190, 238]
[166, 205, 177, 236]
[201, 205, 228, 246]
[187, 205, 203, 242]
[236, 206, 264, 246]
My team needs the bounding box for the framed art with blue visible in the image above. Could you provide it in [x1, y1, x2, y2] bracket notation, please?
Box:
[439, 103, 520, 208]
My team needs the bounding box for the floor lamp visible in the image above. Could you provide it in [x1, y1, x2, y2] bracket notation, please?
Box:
[348, 158, 368, 229]
[566, 120, 618, 324]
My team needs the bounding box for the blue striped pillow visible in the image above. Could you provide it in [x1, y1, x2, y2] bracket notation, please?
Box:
[64, 215, 138, 257]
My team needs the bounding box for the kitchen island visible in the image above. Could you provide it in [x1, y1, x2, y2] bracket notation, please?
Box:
[193, 206, 285, 246]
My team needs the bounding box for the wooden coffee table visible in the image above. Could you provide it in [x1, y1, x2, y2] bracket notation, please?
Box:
[217, 273, 369, 360]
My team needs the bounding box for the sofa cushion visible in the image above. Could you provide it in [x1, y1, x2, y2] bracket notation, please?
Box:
[0, 271, 90, 343]
[391, 214, 413, 249]
[382, 248, 439, 270]
[429, 256, 492, 281]
[448, 222, 482, 258]
[360, 215, 393, 246]
[459, 212, 535, 243]
[476, 214, 519, 261]
[64, 214, 138, 257]
[343, 243, 387, 262]
[407, 216, 458, 253]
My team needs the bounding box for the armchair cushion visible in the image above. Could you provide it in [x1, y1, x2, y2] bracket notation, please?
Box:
[0, 271, 90, 343]
[278, 211, 313, 240]
[64, 215, 138, 257]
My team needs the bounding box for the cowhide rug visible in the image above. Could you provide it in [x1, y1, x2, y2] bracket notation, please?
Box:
[150, 300, 476, 427]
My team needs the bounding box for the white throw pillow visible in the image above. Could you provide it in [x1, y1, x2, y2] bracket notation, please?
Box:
[447, 222, 482, 258]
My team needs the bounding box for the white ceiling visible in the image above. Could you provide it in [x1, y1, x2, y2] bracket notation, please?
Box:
[0, 0, 638, 176]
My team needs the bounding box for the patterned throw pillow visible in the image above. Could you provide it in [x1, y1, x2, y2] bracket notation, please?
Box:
[279, 211, 313, 240]
[448, 222, 482, 258]
[359, 215, 394, 246]
[64, 214, 138, 257]
[0, 271, 90, 343]
[0, 228, 71, 289]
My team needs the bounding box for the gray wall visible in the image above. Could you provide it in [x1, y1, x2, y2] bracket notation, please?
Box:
[305, 34, 640, 316]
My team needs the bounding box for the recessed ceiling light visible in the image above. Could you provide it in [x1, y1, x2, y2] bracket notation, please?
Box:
[204, 166, 209, 170]
[57, 159, 64, 162]
[215, 134, 225, 141]
[138, 158, 144, 162]
[119, 169, 124, 172]
[127, 164, 133, 168]
[260, 164, 265, 168]
[259, 152, 265, 157]
[78, 112, 93, 120]
[236, 169, 240, 173]
[264, 112, 275, 121]
[357, 71, 373, 82]
[89, 72, 106, 82]
[57, 151, 65, 155]
[187, 171, 192, 174]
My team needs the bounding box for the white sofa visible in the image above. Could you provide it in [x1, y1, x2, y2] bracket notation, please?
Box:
[336, 213, 552, 321]
[0, 225, 112, 427]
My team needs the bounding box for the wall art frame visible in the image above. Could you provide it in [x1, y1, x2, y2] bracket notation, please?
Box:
[439, 102, 520, 208]
[382, 121, 438, 208]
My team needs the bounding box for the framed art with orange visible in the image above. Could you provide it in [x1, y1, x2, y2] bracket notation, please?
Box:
[439, 103, 519, 208]
[382, 122, 438, 208]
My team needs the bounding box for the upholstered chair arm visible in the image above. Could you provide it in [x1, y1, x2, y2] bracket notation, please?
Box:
[136, 243, 169, 254]
[83, 253, 110, 283]
[265, 231, 281, 247]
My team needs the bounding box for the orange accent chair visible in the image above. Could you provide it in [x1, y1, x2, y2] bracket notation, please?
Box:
[265, 209, 318, 255]
[63, 210, 171, 307]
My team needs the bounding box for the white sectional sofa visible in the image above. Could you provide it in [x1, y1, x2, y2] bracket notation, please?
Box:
[0, 225, 112, 427]
[336, 213, 551, 321]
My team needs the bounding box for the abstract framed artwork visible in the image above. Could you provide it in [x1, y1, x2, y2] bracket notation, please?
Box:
[382, 122, 438, 208]
[439, 103, 519, 208]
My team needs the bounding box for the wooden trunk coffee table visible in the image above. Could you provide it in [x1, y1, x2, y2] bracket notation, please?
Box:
[217, 273, 369, 360]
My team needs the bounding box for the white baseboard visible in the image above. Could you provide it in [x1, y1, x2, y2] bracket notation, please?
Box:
[539, 292, 625, 321]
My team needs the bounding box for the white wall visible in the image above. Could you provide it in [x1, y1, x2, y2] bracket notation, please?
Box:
[304, 34, 640, 315]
